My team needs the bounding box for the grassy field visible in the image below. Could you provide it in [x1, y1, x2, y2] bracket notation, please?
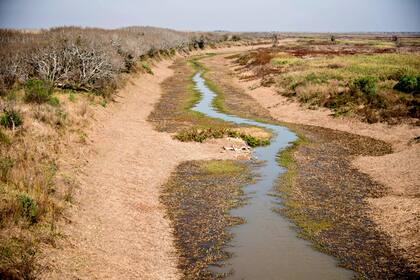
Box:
[230, 36, 420, 124]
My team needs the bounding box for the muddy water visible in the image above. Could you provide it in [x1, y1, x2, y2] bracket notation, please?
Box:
[192, 72, 354, 280]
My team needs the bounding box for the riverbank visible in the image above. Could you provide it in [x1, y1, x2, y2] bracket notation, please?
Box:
[199, 52, 419, 277]
[37, 46, 264, 279]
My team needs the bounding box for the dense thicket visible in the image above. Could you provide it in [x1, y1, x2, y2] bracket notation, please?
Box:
[0, 26, 228, 95]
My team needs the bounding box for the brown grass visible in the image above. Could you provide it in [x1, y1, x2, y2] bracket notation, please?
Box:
[0, 92, 91, 278]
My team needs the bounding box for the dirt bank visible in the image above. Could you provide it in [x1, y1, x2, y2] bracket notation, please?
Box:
[38, 51, 257, 279]
[200, 52, 419, 276]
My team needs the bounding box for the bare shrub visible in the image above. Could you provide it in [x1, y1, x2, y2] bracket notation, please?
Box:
[0, 27, 231, 97]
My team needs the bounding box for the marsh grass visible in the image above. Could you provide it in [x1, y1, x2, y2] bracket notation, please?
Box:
[274, 136, 332, 239]
[202, 160, 244, 174]
[161, 160, 252, 279]
[148, 58, 272, 147]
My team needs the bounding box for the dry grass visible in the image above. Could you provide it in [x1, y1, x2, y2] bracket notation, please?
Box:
[0, 59, 149, 278]
[0, 92, 90, 278]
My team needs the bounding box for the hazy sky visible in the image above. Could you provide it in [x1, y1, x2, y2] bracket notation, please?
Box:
[0, 0, 419, 32]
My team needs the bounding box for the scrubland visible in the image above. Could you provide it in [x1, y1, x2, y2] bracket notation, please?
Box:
[0, 26, 258, 278]
[2, 29, 419, 279]
[231, 35, 420, 124]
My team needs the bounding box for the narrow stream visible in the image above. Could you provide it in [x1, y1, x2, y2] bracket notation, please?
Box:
[192, 72, 354, 280]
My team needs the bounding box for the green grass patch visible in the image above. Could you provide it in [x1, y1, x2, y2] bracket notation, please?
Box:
[271, 56, 303, 66]
[175, 127, 270, 147]
[68, 92, 76, 102]
[202, 160, 245, 174]
[270, 52, 420, 123]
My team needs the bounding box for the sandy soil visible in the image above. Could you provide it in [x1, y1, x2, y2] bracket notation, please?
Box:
[202, 53, 420, 270]
[39, 57, 251, 279]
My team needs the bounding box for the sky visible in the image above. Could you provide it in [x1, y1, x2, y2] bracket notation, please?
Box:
[0, 0, 419, 32]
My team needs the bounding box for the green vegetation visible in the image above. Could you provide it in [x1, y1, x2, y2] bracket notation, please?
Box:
[394, 75, 420, 93]
[100, 99, 108, 107]
[48, 96, 60, 106]
[0, 107, 23, 129]
[236, 48, 420, 123]
[141, 62, 154, 75]
[353, 76, 377, 96]
[68, 92, 76, 102]
[202, 160, 245, 174]
[20, 194, 38, 223]
[175, 127, 270, 147]
[24, 79, 53, 103]
[175, 127, 228, 142]
[271, 55, 303, 66]
[239, 133, 270, 147]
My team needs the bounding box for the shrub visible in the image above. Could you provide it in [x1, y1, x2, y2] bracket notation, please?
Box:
[20, 194, 38, 223]
[175, 127, 270, 147]
[0, 108, 23, 129]
[240, 134, 270, 147]
[393, 76, 418, 93]
[232, 35, 241, 41]
[124, 54, 135, 73]
[175, 127, 228, 143]
[24, 79, 53, 103]
[353, 76, 377, 97]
